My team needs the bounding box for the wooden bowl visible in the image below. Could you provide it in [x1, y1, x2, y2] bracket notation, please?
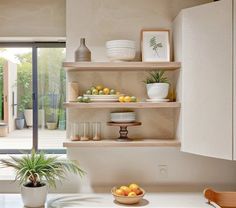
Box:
[111, 187, 145, 205]
[204, 188, 236, 208]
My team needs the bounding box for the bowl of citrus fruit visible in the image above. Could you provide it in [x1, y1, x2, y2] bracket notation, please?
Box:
[111, 184, 145, 205]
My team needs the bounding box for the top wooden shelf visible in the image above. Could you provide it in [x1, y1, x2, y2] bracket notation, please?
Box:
[63, 62, 181, 71]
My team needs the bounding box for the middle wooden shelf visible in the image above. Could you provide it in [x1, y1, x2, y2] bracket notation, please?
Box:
[64, 102, 181, 109]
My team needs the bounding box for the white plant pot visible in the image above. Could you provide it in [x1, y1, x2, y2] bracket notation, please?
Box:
[24, 109, 33, 127]
[146, 83, 169, 99]
[21, 184, 47, 207]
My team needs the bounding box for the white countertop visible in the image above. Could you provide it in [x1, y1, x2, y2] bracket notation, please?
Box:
[0, 192, 219, 208]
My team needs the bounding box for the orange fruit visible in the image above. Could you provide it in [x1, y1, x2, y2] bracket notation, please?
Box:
[115, 188, 125, 196]
[120, 186, 131, 196]
[135, 188, 142, 195]
[129, 183, 139, 192]
[128, 191, 137, 197]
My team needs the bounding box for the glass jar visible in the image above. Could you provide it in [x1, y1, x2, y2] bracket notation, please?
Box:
[91, 122, 101, 141]
[80, 122, 90, 141]
[69, 122, 80, 141]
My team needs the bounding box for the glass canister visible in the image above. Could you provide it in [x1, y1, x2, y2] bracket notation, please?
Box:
[80, 122, 90, 141]
[68, 82, 79, 102]
[69, 122, 80, 141]
[91, 122, 101, 141]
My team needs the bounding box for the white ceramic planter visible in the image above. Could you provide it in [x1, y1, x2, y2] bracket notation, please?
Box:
[24, 109, 33, 127]
[21, 184, 47, 207]
[146, 83, 169, 99]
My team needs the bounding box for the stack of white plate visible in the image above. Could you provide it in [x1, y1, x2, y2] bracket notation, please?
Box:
[84, 94, 119, 102]
[110, 112, 136, 123]
[106, 40, 136, 62]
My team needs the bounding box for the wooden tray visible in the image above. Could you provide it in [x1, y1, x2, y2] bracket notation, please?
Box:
[204, 188, 236, 208]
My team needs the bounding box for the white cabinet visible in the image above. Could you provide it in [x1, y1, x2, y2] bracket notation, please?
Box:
[174, 0, 234, 160]
[234, 0, 236, 161]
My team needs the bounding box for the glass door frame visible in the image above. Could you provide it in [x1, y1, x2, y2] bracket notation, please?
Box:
[0, 42, 66, 154]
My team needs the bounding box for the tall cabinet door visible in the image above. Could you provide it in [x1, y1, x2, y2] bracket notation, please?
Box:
[174, 0, 233, 160]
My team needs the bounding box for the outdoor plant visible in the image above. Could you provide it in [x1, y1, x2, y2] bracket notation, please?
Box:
[0, 150, 85, 188]
[144, 70, 169, 84]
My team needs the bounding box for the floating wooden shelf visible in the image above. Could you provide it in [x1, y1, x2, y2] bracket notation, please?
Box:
[63, 139, 181, 148]
[63, 62, 181, 71]
[64, 102, 181, 109]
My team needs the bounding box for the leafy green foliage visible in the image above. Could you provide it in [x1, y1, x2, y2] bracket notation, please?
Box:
[150, 36, 163, 55]
[0, 150, 85, 188]
[144, 70, 169, 84]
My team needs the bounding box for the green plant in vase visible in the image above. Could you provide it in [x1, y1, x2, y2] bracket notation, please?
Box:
[144, 70, 170, 100]
[0, 150, 85, 207]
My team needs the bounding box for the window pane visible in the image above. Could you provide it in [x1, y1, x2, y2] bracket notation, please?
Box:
[0, 48, 32, 150]
[38, 48, 66, 149]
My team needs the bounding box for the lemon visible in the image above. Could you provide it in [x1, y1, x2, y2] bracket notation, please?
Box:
[103, 88, 110, 95]
[86, 89, 92, 95]
[124, 96, 131, 102]
[130, 96, 137, 102]
[99, 90, 104, 95]
[90, 86, 96, 91]
[92, 89, 98, 95]
[96, 85, 103, 91]
[110, 89, 116, 95]
[119, 96, 125, 102]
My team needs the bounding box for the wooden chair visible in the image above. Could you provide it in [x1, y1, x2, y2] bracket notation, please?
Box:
[204, 188, 236, 208]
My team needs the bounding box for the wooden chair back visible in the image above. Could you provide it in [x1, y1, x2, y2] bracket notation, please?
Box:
[204, 188, 236, 208]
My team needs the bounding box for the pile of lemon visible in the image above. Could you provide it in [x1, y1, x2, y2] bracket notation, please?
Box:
[85, 85, 117, 95]
[115, 184, 142, 197]
[118, 96, 137, 102]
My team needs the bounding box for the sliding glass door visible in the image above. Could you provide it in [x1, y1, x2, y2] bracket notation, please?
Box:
[0, 43, 65, 153]
[37, 47, 66, 149]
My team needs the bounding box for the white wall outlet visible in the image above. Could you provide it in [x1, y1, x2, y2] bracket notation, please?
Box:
[158, 165, 168, 179]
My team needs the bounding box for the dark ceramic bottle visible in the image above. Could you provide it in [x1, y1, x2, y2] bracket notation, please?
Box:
[75, 38, 91, 62]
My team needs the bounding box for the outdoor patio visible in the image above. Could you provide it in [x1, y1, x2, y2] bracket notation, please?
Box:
[0, 129, 66, 149]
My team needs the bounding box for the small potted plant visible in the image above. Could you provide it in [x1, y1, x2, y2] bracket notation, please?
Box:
[0, 150, 85, 207]
[15, 103, 25, 130]
[46, 112, 58, 130]
[144, 70, 169, 99]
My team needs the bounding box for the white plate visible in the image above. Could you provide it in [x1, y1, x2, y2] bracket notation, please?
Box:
[90, 98, 119, 102]
[84, 94, 119, 99]
[146, 98, 170, 102]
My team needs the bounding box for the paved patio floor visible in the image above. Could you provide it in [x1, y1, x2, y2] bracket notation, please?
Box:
[0, 128, 66, 149]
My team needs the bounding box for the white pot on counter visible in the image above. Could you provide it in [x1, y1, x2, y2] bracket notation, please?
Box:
[146, 83, 169, 99]
[21, 184, 47, 207]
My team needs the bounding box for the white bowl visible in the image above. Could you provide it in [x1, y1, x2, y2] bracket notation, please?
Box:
[146, 83, 169, 99]
[106, 40, 135, 48]
[107, 47, 136, 62]
[111, 112, 136, 122]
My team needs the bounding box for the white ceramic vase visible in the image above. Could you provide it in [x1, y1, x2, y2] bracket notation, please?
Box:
[146, 83, 169, 99]
[24, 109, 33, 127]
[21, 184, 47, 207]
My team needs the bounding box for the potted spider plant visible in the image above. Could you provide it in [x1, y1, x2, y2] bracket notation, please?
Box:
[144, 70, 169, 99]
[0, 150, 85, 208]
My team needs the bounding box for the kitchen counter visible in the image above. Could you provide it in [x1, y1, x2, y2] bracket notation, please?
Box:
[0, 192, 219, 208]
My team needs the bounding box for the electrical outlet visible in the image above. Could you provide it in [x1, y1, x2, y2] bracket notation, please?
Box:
[158, 165, 168, 179]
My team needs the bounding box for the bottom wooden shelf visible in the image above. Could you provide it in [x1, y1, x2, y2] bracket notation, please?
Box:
[63, 139, 181, 148]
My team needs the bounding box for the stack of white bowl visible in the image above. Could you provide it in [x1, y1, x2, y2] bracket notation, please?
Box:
[110, 112, 136, 123]
[106, 40, 136, 62]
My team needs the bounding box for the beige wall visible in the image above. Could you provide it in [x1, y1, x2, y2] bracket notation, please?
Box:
[0, 0, 66, 37]
[65, 0, 236, 191]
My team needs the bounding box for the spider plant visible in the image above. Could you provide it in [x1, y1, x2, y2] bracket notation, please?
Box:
[144, 70, 169, 84]
[0, 150, 85, 188]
